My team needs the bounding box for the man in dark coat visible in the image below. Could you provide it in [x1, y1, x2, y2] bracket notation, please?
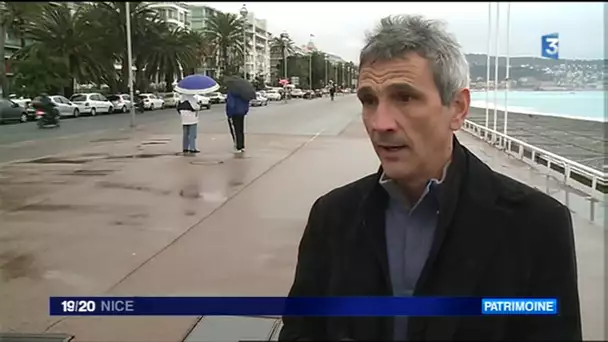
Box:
[279, 14, 581, 341]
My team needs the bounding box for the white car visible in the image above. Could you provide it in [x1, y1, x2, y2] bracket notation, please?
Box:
[163, 93, 180, 107]
[49, 95, 80, 117]
[264, 89, 281, 101]
[139, 93, 164, 110]
[290, 88, 304, 98]
[194, 95, 211, 109]
[69, 93, 113, 116]
[207, 92, 226, 104]
[250, 92, 268, 107]
[106, 94, 132, 113]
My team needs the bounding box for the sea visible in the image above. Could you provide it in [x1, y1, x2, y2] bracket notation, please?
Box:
[470, 90, 605, 122]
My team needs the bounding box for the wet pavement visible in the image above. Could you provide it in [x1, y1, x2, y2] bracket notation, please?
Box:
[0, 95, 604, 341]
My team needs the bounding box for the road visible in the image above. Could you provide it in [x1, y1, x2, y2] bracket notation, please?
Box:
[0, 95, 360, 164]
[0, 94, 604, 341]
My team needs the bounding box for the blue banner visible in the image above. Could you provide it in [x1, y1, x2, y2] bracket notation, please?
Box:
[49, 297, 558, 316]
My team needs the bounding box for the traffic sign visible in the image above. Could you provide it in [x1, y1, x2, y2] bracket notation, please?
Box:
[541, 33, 559, 60]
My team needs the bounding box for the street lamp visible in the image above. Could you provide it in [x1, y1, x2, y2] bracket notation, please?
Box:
[308, 33, 314, 89]
[125, 2, 135, 128]
[279, 32, 289, 79]
[240, 4, 248, 80]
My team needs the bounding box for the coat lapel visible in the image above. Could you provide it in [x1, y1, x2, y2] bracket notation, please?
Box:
[410, 138, 508, 340]
[357, 173, 392, 292]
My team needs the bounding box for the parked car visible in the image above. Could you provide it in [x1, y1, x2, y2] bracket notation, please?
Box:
[69, 93, 113, 116]
[106, 94, 132, 113]
[0, 99, 28, 124]
[48, 95, 80, 117]
[264, 89, 281, 101]
[139, 93, 164, 110]
[194, 95, 211, 109]
[207, 92, 226, 104]
[250, 92, 268, 107]
[8, 95, 31, 109]
[163, 92, 180, 107]
[303, 90, 316, 100]
[290, 88, 304, 98]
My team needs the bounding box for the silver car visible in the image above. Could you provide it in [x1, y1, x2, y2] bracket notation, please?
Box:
[51, 95, 81, 117]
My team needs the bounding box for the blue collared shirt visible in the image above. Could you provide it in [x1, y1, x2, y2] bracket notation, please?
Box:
[380, 164, 449, 341]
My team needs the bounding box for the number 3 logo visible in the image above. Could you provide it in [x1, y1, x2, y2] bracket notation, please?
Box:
[545, 38, 559, 55]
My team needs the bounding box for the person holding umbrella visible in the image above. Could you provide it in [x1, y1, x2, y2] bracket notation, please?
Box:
[177, 94, 200, 153]
[174, 74, 220, 154]
[225, 76, 256, 153]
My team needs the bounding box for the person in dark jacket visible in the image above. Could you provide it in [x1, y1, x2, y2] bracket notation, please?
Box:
[226, 90, 250, 153]
[279, 14, 581, 341]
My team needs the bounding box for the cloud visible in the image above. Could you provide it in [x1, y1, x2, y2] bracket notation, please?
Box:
[196, 2, 605, 61]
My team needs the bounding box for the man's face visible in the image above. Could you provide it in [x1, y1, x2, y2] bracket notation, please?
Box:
[357, 53, 470, 184]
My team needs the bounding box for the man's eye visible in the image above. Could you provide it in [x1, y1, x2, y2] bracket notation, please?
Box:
[395, 93, 412, 102]
[359, 97, 377, 106]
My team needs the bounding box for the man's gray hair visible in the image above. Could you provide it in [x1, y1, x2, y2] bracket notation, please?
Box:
[359, 15, 470, 105]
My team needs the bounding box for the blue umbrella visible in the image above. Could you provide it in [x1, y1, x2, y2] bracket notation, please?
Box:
[174, 74, 219, 95]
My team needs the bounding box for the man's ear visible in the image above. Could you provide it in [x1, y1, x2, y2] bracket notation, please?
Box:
[449, 88, 470, 131]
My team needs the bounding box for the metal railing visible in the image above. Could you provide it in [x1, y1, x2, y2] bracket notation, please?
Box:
[462, 120, 607, 194]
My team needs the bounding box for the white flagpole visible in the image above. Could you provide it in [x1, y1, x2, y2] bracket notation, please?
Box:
[492, 2, 500, 140]
[503, 2, 511, 137]
[485, 2, 492, 137]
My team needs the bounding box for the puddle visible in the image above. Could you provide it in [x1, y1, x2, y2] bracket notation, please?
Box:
[69, 169, 116, 176]
[105, 152, 177, 160]
[24, 157, 92, 164]
[16, 203, 82, 211]
[97, 181, 172, 195]
[179, 189, 201, 199]
[90, 137, 130, 143]
[141, 141, 169, 146]
[190, 160, 225, 165]
[0, 251, 39, 281]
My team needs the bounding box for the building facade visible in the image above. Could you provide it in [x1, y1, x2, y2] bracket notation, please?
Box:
[189, 4, 222, 31]
[146, 2, 191, 30]
[244, 12, 271, 83]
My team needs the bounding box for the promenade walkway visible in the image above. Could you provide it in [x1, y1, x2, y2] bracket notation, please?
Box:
[0, 96, 603, 341]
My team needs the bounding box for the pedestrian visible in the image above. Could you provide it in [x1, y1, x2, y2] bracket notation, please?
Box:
[279, 15, 581, 341]
[226, 89, 250, 153]
[177, 94, 200, 154]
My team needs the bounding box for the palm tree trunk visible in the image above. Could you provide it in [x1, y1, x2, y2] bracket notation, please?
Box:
[0, 24, 8, 98]
[120, 58, 129, 92]
[222, 46, 228, 77]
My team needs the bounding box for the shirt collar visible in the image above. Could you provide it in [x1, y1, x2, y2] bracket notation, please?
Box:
[379, 160, 451, 212]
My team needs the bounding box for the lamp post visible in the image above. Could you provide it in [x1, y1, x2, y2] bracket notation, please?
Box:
[280, 32, 289, 79]
[125, 2, 135, 128]
[324, 55, 328, 86]
[308, 33, 314, 89]
[240, 4, 248, 80]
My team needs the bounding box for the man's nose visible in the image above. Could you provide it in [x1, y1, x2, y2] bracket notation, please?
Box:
[371, 102, 399, 132]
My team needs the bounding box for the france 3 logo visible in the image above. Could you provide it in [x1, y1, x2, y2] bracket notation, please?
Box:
[541, 33, 559, 60]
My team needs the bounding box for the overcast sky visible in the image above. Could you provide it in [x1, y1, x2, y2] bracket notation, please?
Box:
[197, 2, 604, 62]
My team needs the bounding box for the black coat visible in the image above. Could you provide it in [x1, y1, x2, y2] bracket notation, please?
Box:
[279, 136, 581, 341]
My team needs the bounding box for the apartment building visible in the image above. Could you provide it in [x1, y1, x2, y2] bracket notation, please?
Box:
[243, 12, 271, 83]
[189, 4, 222, 31]
[147, 2, 191, 30]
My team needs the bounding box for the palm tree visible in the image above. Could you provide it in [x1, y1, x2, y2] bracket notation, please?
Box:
[189, 30, 217, 76]
[16, 3, 99, 96]
[204, 12, 245, 77]
[270, 36, 295, 79]
[0, 2, 43, 97]
[145, 24, 198, 91]
[85, 1, 158, 92]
